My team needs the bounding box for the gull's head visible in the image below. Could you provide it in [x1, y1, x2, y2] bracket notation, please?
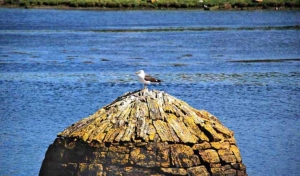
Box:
[135, 70, 145, 76]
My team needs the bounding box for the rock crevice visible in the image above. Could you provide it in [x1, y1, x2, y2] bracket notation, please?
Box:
[40, 89, 247, 176]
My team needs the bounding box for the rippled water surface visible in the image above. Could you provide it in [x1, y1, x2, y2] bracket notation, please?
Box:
[0, 8, 300, 176]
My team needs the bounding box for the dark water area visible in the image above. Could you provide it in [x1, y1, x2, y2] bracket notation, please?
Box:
[0, 8, 300, 175]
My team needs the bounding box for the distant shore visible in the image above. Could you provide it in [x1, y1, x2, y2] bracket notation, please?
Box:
[1, 0, 300, 11]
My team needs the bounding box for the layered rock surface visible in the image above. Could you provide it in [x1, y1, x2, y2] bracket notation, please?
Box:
[40, 89, 247, 176]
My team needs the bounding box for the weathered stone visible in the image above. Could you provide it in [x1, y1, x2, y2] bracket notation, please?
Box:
[222, 164, 233, 170]
[130, 147, 156, 167]
[183, 115, 209, 141]
[210, 163, 222, 168]
[40, 89, 247, 176]
[91, 152, 105, 163]
[211, 141, 230, 150]
[231, 144, 242, 162]
[237, 170, 247, 176]
[109, 145, 130, 154]
[161, 168, 187, 175]
[170, 144, 200, 167]
[211, 164, 238, 176]
[225, 136, 237, 144]
[107, 151, 129, 165]
[239, 163, 247, 172]
[190, 154, 201, 166]
[224, 169, 237, 175]
[156, 143, 170, 167]
[200, 122, 223, 142]
[105, 165, 154, 175]
[218, 149, 237, 163]
[211, 167, 223, 175]
[153, 120, 175, 142]
[192, 141, 211, 150]
[199, 149, 220, 163]
[187, 166, 210, 176]
[212, 122, 233, 137]
[166, 114, 198, 143]
[78, 163, 103, 176]
[148, 124, 156, 141]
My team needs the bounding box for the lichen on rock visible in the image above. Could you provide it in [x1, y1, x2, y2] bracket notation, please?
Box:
[40, 89, 247, 176]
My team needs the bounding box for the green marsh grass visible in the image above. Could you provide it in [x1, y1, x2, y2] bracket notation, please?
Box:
[4, 0, 300, 9]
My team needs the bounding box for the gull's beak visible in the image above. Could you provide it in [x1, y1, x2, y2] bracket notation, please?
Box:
[135, 71, 139, 74]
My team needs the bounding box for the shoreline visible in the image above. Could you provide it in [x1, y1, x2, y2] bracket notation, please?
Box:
[1, 4, 300, 11]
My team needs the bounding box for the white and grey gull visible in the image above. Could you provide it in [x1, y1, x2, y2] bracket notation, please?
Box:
[135, 70, 161, 89]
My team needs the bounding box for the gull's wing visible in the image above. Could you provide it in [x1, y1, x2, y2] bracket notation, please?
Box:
[144, 74, 161, 83]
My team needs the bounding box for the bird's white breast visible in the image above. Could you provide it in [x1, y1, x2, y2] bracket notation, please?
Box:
[137, 73, 150, 84]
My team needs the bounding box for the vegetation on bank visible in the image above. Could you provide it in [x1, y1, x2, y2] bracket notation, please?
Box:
[1, 0, 300, 9]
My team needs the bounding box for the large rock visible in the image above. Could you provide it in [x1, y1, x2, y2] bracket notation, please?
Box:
[40, 89, 247, 176]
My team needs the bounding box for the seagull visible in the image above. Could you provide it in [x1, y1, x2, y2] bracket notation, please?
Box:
[135, 70, 161, 89]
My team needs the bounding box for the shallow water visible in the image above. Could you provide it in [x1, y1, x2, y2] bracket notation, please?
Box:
[0, 8, 300, 175]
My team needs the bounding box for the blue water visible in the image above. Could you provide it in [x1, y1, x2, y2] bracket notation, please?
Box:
[0, 8, 300, 175]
